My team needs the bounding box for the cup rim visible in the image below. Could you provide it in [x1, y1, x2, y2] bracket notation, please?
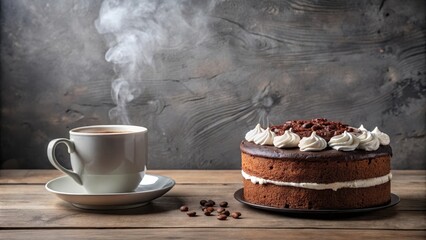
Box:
[70, 125, 147, 136]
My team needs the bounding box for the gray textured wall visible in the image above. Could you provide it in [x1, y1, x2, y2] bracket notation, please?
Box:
[1, 0, 425, 170]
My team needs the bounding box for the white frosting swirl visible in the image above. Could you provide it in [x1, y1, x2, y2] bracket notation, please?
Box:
[358, 124, 367, 131]
[328, 131, 360, 151]
[298, 132, 327, 151]
[245, 123, 264, 142]
[372, 127, 390, 145]
[357, 130, 380, 151]
[273, 128, 300, 148]
[253, 127, 275, 145]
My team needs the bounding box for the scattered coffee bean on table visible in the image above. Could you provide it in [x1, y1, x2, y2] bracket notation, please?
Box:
[231, 212, 242, 219]
[184, 200, 242, 220]
[216, 207, 225, 213]
[204, 207, 215, 213]
[186, 211, 197, 217]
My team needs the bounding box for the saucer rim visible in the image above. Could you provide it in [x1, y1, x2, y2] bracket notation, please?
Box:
[45, 174, 176, 196]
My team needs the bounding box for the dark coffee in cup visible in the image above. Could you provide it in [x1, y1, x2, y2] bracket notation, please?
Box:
[73, 128, 135, 134]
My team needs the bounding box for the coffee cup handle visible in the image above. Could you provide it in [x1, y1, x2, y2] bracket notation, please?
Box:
[47, 138, 82, 185]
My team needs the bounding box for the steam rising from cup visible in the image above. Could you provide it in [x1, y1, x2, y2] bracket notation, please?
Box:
[95, 0, 213, 124]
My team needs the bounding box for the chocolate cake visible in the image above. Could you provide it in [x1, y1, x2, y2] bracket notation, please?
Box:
[241, 118, 392, 209]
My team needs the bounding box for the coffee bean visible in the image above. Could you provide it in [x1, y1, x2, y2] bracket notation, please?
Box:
[204, 211, 212, 216]
[223, 210, 230, 216]
[219, 201, 228, 207]
[216, 207, 225, 213]
[302, 123, 313, 128]
[231, 212, 241, 219]
[208, 200, 215, 206]
[186, 211, 196, 217]
[200, 200, 207, 206]
[179, 205, 189, 212]
[217, 214, 227, 220]
[204, 207, 214, 213]
[204, 202, 214, 207]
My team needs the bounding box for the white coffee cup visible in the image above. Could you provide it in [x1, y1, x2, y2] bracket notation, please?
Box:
[47, 125, 147, 193]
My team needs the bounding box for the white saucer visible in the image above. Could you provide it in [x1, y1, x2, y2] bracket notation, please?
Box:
[45, 174, 175, 210]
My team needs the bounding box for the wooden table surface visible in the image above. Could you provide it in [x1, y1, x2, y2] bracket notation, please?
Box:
[1, 170, 425, 239]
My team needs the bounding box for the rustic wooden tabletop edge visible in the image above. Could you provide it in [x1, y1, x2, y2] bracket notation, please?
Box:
[1, 226, 426, 230]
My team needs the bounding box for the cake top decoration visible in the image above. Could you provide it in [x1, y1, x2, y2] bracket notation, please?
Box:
[328, 131, 360, 151]
[372, 127, 390, 145]
[273, 128, 300, 149]
[298, 131, 327, 151]
[253, 127, 275, 146]
[270, 118, 356, 141]
[245, 123, 264, 142]
[245, 118, 390, 152]
[357, 129, 380, 151]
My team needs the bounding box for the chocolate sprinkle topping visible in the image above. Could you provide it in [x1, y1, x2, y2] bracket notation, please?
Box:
[270, 118, 358, 141]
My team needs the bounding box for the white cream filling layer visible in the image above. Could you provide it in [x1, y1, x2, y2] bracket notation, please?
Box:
[242, 170, 392, 191]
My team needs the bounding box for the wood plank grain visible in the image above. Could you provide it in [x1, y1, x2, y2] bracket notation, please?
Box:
[1, 184, 424, 210]
[1, 184, 425, 229]
[1, 229, 425, 240]
[0, 170, 243, 184]
[0, 208, 424, 230]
